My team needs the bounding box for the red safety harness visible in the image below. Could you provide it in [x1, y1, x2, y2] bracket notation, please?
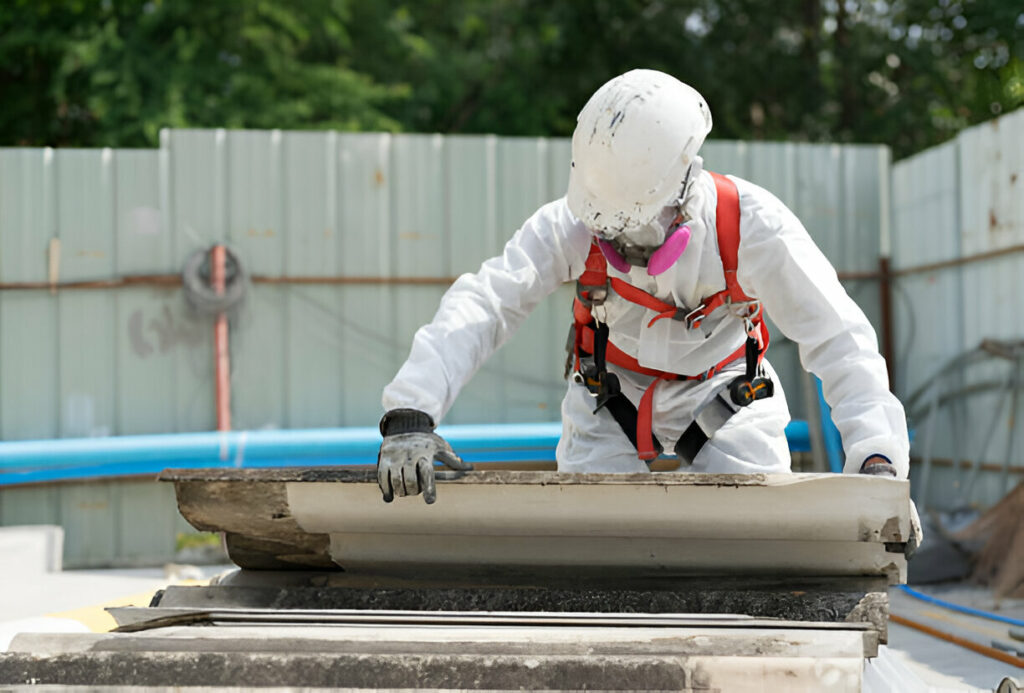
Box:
[569, 172, 770, 461]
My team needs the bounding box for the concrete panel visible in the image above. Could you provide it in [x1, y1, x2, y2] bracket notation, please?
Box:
[163, 469, 912, 582]
[287, 472, 911, 581]
[0, 623, 868, 690]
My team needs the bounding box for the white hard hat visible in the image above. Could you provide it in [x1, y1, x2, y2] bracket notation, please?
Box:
[567, 69, 712, 237]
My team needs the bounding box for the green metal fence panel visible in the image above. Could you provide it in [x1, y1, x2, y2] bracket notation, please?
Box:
[0, 149, 60, 440]
[163, 130, 220, 432]
[55, 150, 117, 439]
[114, 480, 180, 567]
[114, 149, 179, 435]
[282, 132, 343, 429]
[59, 481, 117, 568]
[893, 109, 1024, 510]
[221, 129, 287, 430]
[0, 485, 60, 526]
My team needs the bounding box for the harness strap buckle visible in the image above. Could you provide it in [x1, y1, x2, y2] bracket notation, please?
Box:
[684, 303, 708, 330]
[575, 282, 608, 309]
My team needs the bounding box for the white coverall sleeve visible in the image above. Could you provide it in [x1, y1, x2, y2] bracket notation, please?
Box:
[734, 179, 910, 477]
[382, 198, 593, 425]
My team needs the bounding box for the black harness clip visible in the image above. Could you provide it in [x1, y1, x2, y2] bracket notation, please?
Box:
[728, 375, 775, 407]
[728, 332, 774, 407]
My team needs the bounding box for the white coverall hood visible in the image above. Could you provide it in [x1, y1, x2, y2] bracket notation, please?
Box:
[567, 69, 713, 240]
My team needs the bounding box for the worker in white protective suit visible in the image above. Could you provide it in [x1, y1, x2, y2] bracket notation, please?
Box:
[377, 69, 910, 504]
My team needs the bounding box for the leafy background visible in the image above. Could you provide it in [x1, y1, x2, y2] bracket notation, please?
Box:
[2, 0, 1022, 158]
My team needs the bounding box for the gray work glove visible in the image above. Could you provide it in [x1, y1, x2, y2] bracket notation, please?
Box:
[377, 408, 472, 504]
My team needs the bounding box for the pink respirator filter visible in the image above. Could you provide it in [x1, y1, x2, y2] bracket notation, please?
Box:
[598, 225, 691, 277]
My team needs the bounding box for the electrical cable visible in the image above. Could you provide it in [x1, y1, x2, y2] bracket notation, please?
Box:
[898, 585, 1024, 628]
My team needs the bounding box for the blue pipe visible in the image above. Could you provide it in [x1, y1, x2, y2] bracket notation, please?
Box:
[814, 376, 844, 473]
[1, 420, 813, 486]
[898, 585, 1024, 628]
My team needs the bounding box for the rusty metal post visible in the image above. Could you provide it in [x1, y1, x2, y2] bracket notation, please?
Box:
[211, 245, 232, 431]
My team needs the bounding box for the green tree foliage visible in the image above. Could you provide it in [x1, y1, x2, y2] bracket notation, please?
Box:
[1, 0, 1021, 158]
[0, 0, 405, 146]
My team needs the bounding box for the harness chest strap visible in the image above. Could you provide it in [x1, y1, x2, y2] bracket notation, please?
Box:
[572, 171, 767, 461]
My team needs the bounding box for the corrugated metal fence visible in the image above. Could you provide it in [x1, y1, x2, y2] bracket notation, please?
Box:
[0, 131, 889, 439]
[892, 108, 1024, 511]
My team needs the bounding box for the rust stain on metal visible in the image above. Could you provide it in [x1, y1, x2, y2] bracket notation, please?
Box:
[1011, 173, 1018, 185]
[399, 231, 423, 241]
[374, 169, 386, 186]
[990, 210, 999, 231]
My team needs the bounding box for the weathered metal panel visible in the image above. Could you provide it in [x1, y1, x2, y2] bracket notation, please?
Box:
[0, 484, 60, 526]
[114, 480, 179, 566]
[893, 110, 1024, 509]
[0, 149, 60, 440]
[59, 481, 117, 568]
[891, 141, 962, 396]
[223, 130, 287, 429]
[163, 130, 219, 432]
[336, 133, 402, 426]
[114, 150, 179, 435]
[283, 132, 344, 428]
[492, 137, 560, 423]
[55, 149, 117, 438]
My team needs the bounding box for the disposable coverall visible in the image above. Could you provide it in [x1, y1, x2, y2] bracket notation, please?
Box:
[381, 163, 911, 478]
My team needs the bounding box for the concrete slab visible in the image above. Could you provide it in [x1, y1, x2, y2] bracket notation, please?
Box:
[1, 621, 870, 690]
[162, 469, 914, 581]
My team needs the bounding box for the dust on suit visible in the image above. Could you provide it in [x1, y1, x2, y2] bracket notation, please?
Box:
[382, 167, 910, 478]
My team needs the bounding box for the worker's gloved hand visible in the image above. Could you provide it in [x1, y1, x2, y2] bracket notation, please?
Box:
[377, 408, 472, 504]
[859, 455, 898, 477]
